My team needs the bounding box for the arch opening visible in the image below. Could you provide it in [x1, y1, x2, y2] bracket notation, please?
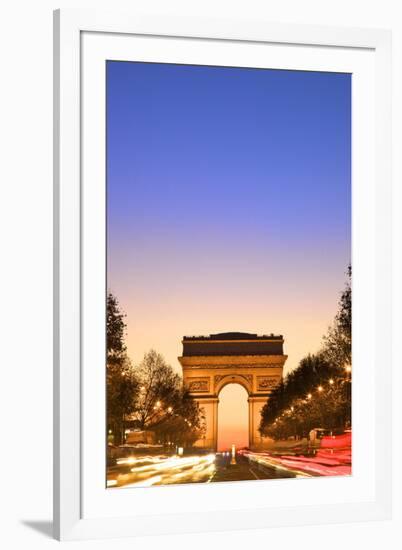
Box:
[217, 383, 249, 452]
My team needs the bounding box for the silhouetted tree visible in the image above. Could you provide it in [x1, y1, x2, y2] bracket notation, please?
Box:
[106, 292, 139, 445]
[322, 265, 352, 369]
[259, 266, 352, 439]
[132, 350, 204, 446]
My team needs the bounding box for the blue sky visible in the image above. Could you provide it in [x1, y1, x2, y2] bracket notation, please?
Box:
[106, 61, 351, 377]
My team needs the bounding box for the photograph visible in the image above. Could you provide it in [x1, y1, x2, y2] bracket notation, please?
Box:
[105, 60, 352, 488]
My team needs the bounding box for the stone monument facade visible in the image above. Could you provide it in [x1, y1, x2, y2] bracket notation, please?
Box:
[178, 332, 287, 450]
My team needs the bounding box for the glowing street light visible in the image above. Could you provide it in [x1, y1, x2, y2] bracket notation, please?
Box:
[345, 365, 352, 373]
[307, 393, 312, 400]
[318, 386, 323, 392]
[329, 379, 334, 385]
[167, 406, 173, 413]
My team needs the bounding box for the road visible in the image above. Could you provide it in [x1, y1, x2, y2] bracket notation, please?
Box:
[210, 452, 297, 482]
[107, 450, 300, 488]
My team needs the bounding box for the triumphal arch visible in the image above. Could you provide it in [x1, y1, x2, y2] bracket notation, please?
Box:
[178, 332, 287, 450]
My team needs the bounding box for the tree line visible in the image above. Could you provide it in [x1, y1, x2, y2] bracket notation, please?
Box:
[259, 266, 351, 440]
[107, 293, 204, 446]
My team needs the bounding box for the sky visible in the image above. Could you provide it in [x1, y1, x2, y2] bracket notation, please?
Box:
[107, 61, 351, 447]
[217, 384, 249, 451]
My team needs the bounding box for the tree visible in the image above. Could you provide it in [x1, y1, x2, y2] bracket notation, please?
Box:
[321, 265, 352, 369]
[107, 292, 127, 364]
[261, 376, 351, 440]
[259, 353, 337, 437]
[106, 292, 138, 445]
[132, 350, 204, 446]
[259, 266, 352, 440]
[107, 359, 139, 445]
[106, 295, 204, 447]
[151, 388, 205, 447]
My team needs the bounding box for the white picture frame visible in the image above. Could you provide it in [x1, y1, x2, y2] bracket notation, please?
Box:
[53, 8, 392, 541]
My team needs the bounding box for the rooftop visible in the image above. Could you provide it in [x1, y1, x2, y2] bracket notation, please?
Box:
[181, 332, 285, 357]
[183, 332, 283, 341]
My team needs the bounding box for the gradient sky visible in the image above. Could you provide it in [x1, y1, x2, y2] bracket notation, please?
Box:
[107, 61, 351, 446]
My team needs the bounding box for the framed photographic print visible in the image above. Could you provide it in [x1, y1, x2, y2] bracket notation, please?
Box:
[54, 9, 392, 540]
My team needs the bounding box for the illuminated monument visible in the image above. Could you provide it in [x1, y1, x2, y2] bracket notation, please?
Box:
[178, 332, 287, 450]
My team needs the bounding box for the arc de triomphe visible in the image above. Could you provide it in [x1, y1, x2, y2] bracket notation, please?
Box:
[178, 332, 287, 450]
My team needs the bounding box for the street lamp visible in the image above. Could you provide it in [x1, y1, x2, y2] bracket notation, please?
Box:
[329, 378, 334, 385]
[317, 386, 323, 392]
